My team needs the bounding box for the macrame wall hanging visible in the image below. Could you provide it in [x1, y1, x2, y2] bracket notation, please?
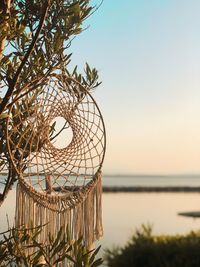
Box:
[6, 74, 106, 249]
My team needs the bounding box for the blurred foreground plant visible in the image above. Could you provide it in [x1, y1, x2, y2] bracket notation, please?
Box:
[105, 224, 200, 267]
[0, 224, 103, 267]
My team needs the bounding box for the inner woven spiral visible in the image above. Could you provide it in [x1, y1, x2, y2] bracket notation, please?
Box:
[6, 76, 105, 195]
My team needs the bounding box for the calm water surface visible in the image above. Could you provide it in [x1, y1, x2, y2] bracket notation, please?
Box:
[103, 175, 200, 187]
[1, 188, 200, 249]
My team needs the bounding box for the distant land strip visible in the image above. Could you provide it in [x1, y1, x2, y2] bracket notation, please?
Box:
[102, 186, 200, 193]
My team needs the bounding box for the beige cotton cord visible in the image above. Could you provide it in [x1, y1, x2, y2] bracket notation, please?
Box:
[6, 74, 106, 256]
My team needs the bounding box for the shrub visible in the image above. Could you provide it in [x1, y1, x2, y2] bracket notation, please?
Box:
[105, 224, 200, 267]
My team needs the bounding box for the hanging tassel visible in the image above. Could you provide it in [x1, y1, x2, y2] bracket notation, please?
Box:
[73, 202, 83, 240]
[95, 171, 103, 240]
[15, 170, 103, 264]
[84, 186, 95, 249]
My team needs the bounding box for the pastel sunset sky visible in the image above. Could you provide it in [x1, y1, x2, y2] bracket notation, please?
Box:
[70, 0, 200, 175]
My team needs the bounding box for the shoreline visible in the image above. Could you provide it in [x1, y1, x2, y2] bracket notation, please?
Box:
[102, 186, 200, 193]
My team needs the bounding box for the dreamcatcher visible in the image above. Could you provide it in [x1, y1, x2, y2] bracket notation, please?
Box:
[6, 74, 106, 249]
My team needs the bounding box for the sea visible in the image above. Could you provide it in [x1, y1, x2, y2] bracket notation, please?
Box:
[1, 175, 200, 252]
[103, 174, 200, 187]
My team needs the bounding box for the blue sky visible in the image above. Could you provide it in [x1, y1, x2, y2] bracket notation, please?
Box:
[69, 0, 200, 174]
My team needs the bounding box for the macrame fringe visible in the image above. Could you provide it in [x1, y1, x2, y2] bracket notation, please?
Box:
[15, 171, 103, 265]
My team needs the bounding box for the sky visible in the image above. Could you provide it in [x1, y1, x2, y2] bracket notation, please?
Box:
[69, 0, 200, 175]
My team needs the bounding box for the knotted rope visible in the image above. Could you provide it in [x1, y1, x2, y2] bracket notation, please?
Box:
[6, 74, 106, 250]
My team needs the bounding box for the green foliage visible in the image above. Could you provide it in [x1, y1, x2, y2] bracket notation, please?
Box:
[0, 0, 102, 202]
[0, 0, 101, 91]
[66, 63, 102, 91]
[0, 225, 103, 267]
[105, 224, 200, 267]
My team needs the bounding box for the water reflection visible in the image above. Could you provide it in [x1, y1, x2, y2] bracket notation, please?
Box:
[102, 193, 200, 248]
[1, 191, 200, 249]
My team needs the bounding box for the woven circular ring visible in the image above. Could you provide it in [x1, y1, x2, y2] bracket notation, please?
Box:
[6, 74, 106, 208]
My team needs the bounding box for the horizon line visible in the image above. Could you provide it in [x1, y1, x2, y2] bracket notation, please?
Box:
[103, 173, 200, 177]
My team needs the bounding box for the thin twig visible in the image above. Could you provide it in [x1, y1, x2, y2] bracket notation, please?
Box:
[50, 121, 69, 142]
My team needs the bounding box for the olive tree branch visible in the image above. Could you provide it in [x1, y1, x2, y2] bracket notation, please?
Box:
[0, 0, 11, 61]
[0, 0, 50, 115]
